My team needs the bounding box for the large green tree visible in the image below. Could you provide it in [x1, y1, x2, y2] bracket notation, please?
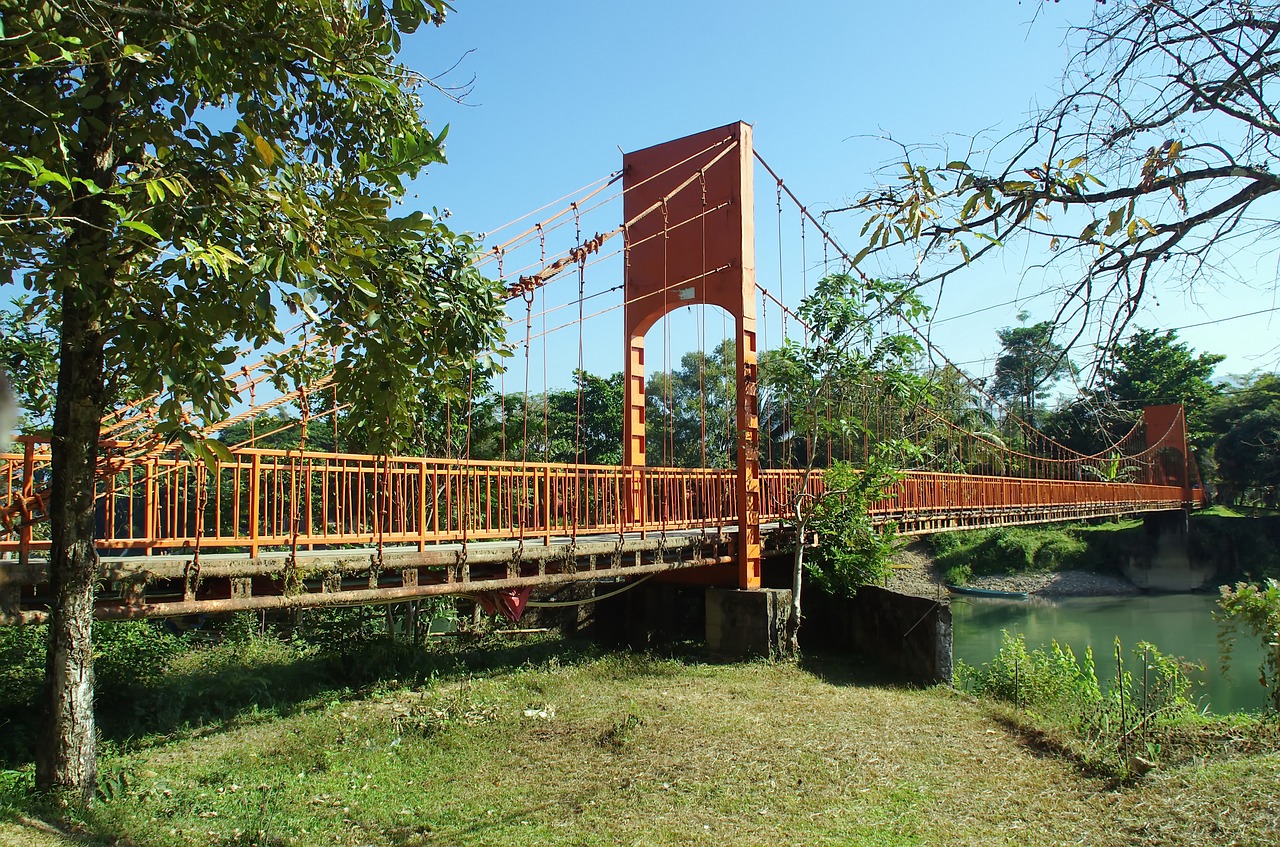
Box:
[1099, 328, 1224, 448]
[1216, 405, 1280, 507]
[0, 0, 506, 796]
[1046, 328, 1224, 455]
[1207, 373, 1280, 504]
[989, 317, 1075, 424]
[1099, 329, 1223, 410]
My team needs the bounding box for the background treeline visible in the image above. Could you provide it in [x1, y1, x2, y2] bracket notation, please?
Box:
[6, 297, 1274, 504]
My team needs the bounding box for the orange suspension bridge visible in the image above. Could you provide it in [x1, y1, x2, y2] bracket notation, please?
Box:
[0, 123, 1203, 625]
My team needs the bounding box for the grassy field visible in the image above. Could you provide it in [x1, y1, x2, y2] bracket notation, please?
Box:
[2, 634, 1277, 847]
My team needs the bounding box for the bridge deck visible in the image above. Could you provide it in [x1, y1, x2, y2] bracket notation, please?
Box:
[1, 488, 1189, 624]
[1, 441, 1198, 623]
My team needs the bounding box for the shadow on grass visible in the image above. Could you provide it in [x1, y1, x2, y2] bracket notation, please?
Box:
[0, 634, 602, 770]
[985, 707, 1130, 784]
[798, 649, 924, 690]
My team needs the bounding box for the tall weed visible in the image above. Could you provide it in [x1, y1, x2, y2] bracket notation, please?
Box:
[958, 631, 1200, 775]
[1216, 579, 1280, 711]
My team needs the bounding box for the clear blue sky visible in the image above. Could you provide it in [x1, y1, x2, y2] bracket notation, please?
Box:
[397, 0, 1280, 393]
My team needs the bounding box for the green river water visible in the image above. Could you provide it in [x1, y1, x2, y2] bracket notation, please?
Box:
[951, 592, 1271, 714]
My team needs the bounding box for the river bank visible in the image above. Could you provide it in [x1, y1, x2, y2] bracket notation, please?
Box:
[890, 512, 1280, 603]
[887, 539, 1146, 599]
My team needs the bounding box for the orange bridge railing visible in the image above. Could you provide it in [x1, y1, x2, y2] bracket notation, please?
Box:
[2, 438, 1195, 559]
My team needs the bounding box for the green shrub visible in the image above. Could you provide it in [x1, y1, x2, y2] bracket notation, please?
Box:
[805, 458, 902, 597]
[0, 625, 47, 764]
[219, 610, 263, 644]
[989, 529, 1039, 572]
[94, 620, 186, 690]
[1193, 516, 1280, 581]
[0, 624, 46, 707]
[1216, 579, 1280, 711]
[930, 526, 1091, 578]
[926, 532, 965, 556]
[961, 631, 1102, 710]
[1032, 533, 1088, 570]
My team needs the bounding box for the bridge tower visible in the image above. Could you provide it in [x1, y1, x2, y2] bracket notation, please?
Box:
[622, 122, 762, 589]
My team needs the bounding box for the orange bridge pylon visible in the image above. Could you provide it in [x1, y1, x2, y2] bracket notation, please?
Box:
[622, 121, 762, 589]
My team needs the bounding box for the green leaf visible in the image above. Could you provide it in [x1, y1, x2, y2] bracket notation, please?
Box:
[1104, 207, 1125, 236]
[120, 219, 162, 240]
[204, 438, 234, 465]
[32, 169, 72, 190]
[121, 44, 155, 63]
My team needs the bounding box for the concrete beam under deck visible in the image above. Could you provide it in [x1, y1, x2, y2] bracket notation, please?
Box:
[1, 529, 745, 624]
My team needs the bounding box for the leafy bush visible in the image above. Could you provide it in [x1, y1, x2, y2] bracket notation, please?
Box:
[94, 621, 186, 691]
[1192, 516, 1280, 581]
[1216, 579, 1280, 711]
[942, 562, 972, 586]
[960, 631, 1102, 710]
[1, 621, 188, 762]
[926, 532, 965, 556]
[0, 624, 46, 707]
[0, 625, 47, 764]
[1033, 533, 1088, 570]
[804, 458, 902, 597]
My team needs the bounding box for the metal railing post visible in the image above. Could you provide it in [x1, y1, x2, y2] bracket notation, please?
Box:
[543, 465, 552, 545]
[18, 440, 34, 570]
[418, 461, 428, 551]
[142, 456, 156, 557]
[248, 453, 261, 557]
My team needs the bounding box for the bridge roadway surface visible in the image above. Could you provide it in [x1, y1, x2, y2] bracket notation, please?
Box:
[1, 483, 1189, 625]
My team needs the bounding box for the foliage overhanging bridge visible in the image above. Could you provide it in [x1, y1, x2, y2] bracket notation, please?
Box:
[0, 123, 1203, 625]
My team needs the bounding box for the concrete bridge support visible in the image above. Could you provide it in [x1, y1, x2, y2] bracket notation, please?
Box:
[705, 588, 793, 660]
[587, 579, 793, 660]
[1125, 509, 1213, 591]
[801, 585, 953, 685]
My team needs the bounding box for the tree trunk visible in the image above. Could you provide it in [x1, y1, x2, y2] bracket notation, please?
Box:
[36, 290, 108, 799]
[787, 511, 806, 654]
[787, 457, 818, 654]
[36, 72, 118, 798]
